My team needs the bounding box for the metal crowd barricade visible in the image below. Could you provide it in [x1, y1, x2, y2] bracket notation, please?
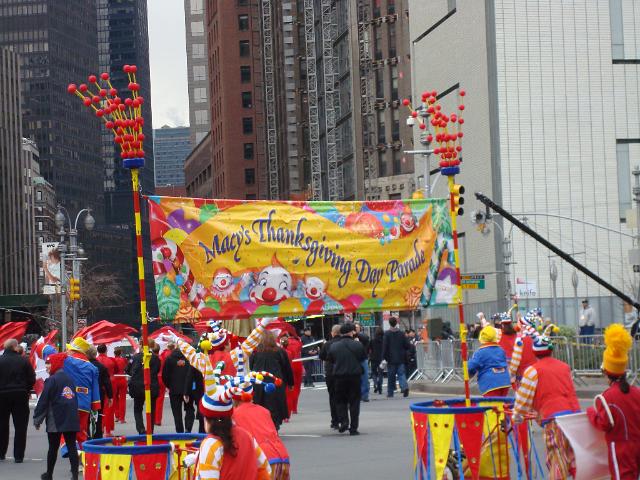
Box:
[572, 334, 606, 379]
[409, 341, 444, 382]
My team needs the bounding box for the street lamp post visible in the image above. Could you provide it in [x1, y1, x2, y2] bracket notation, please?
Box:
[55, 207, 95, 345]
[550, 260, 558, 323]
[571, 269, 579, 328]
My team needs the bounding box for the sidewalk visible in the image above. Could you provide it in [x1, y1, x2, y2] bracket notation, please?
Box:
[409, 377, 609, 399]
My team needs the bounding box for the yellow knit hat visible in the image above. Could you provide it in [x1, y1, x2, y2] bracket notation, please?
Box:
[67, 336, 90, 354]
[479, 326, 497, 344]
[602, 324, 632, 376]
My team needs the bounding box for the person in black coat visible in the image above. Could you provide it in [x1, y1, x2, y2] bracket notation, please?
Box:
[369, 327, 384, 394]
[250, 331, 294, 430]
[87, 346, 113, 439]
[319, 324, 342, 429]
[327, 323, 366, 435]
[0, 338, 36, 462]
[184, 364, 205, 433]
[382, 317, 411, 398]
[161, 345, 193, 433]
[127, 339, 161, 435]
[34, 353, 80, 480]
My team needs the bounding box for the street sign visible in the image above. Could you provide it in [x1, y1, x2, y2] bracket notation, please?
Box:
[357, 313, 375, 326]
[461, 274, 485, 290]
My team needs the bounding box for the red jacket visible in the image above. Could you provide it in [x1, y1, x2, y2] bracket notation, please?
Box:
[209, 350, 236, 377]
[220, 426, 260, 479]
[533, 356, 580, 423]
[588, 381, 640, 442]
[234, 402, 289, 461]
[97, 353, 117, 378]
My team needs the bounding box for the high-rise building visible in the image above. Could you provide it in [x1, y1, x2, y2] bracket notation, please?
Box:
[185, 132, 213, 198]
[0, 0, 103, 218]
[184, 0, 211, 146]
[409, 0, 640, 324]
[206, 0, 265, 200]
[154, 126, 192, 188]
[0, 48, 38, 295]
[94, 0, 157, 323]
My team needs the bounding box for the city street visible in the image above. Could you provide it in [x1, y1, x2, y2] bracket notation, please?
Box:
[1, 385, 594, 479]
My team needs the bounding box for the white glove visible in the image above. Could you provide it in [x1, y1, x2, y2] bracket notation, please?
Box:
[379, 360, 387, 370]
[183, 452, 197, 467]
[159, 331, 179, 344]
[259, 317, 276, 327]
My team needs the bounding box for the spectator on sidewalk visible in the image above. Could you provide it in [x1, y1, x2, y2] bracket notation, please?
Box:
[34, 353, 79, 480]
[319, 324, 342, 429]
[0, 338, 36, 463]
[579, 299, 597, 337]
[354, 322, 371, 402]
[369, 327, 384, 395]
[161, 342, 193, 433]
[383, 317, 410, 398]
[127, 339, 161, 435]
[301, 327, 318, 387]
[86, 346, 113, 439]
[328, 323, 366, 435]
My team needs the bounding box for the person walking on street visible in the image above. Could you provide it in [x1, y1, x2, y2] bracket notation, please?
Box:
[184, 364, 205, 433]
[301, 327, 318, 387]
[369, 327, 384, 395]
[112, 348, 129, 423]
[579, 299, 597, 337]
[87, 346, 113, 439]
[0, 338, 36, 463]
[328, 323, 366, 435]
[319, 324, 342, 429]
[281, 333, 303, 416]
[354, 322, 371, 402]
[127, 339, 161, 435]
[383, 317, 410, 398]
[155, 342, 171, 426]
[405, 330, 417, 378]
[96, 344, 117, 436]
[162, 342, 193, 433]
[34, 353, 80, 480]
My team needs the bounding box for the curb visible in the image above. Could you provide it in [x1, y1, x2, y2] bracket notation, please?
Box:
[409, 381, 604, 399]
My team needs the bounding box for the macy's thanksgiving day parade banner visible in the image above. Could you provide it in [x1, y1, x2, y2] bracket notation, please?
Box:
[148, 196, 457, 322]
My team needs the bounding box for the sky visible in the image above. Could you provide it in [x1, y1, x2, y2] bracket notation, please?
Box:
[147, 0, 189, 129]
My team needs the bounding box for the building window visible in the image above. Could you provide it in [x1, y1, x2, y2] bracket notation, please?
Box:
[242, 91, 253, 108]
[390, 65, 398, 99]
[239, 40, 250, 57]
[374, 25, 383, 60]
[238, 0, 249, 5]
[392, 151, 402, 175]
[617, 140, 640, 221]
[36, 190, 42, 201]
[242, 117, 253, 134]
[193, 65, 206, 81]
[388, 0, 396, 14]
[378, 151, 387, 177]
[392, 109, 400, 141]
[192, 43, 205, 59]
[245, 168, 256, 185]
[240, 65, 251, 83]
[376, 110, 386, 144]
[37, 221, 43, 231]
[238, 14, 249, 31]
[388, 23, 397, 57]
[191, 21, 204, 36]
[244, 143, 254, 160]
[194, 87, 207, 103]
[375, 70, 384, 98]
[372, 0, 381, 17]
[195, 110, 208, 125]
[190, 0, 203, 14]
[246, 193, 256, 200]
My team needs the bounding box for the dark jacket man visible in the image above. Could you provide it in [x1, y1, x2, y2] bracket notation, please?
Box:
[162, 348, 193, 433]
[0, 339, 36, 462]
[184, 365, 205, 433]
[318, 324, 342, 428]
[383, 323, 411, 365]
[127, 344, 161, 434]
[327, 324, 366, 435]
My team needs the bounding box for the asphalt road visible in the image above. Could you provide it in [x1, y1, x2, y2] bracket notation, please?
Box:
[0, 386, 595, 479]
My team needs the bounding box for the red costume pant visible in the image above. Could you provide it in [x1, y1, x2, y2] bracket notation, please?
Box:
[286, 365, 303, 415]
[113, 377, 128, 422]
[608, 440, 640, 479]
[155, 384, 166, 425]
[102, 398, 114, 435]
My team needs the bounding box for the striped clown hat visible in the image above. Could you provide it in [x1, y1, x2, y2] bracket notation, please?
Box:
[220, 350, 282, 401]
[499, 312, 512, 323]
[207, 320, 229, 348]
[199, 361, 244, 418]
[532, 335, 553, 356]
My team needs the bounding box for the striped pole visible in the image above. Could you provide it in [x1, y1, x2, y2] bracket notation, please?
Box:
[448, 175, 471, 406]
[131, 168, 152, 444]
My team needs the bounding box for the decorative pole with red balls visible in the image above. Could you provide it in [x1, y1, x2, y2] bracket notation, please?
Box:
[68, 65, 153, 443]
[403, 89, 471, 406]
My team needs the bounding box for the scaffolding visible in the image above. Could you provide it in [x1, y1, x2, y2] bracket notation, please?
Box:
[321, 0, 341, 200]
[261, 0, 279, 199]
[303, 0, 322, 200]
[357, 0, 376, 198]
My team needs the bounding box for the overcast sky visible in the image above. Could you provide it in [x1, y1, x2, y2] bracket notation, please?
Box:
[148, 0, 189, 129]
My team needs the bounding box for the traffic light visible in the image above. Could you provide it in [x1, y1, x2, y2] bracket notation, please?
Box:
[69, 277, 81, 302]
[451, 184, 465, 216]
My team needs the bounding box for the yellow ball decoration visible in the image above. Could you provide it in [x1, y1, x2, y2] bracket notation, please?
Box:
[162, 285, 171, 297]
[256, 373, 264, 381]
[200, 339, 212, 353]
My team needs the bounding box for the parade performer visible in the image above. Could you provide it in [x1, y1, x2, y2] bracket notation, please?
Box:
[111, 347, 129, 423]
[62, 337, 101, 448]
[467, 326, 510, 397]
[508, 313, 538, 382]
[281, 333, 303, 416]
[166, 318, 275, 397]
[587, 324, 640, 480]
[512, 335, 580, 480]
[34, 353, 80, 480]
[195, 361, 271, 480]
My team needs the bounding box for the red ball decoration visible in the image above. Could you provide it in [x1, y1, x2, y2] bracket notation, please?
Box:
[136, 149, 145, 157]
[450, 114, 457, 122]
[118, 104, 126, 111]
[435, 105, 441, 111]
[458, 118, 464, 125]
[411, 111, 418, 118]
[275, 379, 283, 387]
[138, 133, 146, 141]
[431, 90, 437, 97]
[113, 97, 121, 105]
[82, 98, 92, 107]
[105, 121, 114, 129]
[132, 99, 141, 108]
[125, 97, 133, 106]
[92, 95, 101, 104]
[95, 109, 104, 117]
[67, 84, 77, 94]
[136, 116, 144, 125]
[114, 136, 124, 144]
[123, 64, 131, 73]
[109, 88, 118, 96]
[428, 96, 436, 104]
[426, 134, 433, 143]
[99, 89, 107, 97]
[433, 148, 440, 155]
[88, 74, 97, 83]
[100, 72, 109, 80]
[458, 104, 465, 111]
[456, 145, 462, 152]
[137, 96, 144, 104]
[427, 106, 435, 114]
[120, 151, 127, 159]
[439, 160, 448, 168]
[419, 123, 426, 130]
[431, 119, 437, 126]
[402, 99, 410, 106]
[130, 65, 137, 73]
[79, 84, 88, 92]
[458, 132, 464, 138]
[459, 89, 466, 96]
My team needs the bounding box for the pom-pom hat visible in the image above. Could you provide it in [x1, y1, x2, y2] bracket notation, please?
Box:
[532, 335, 553, 356]
[602, 324, 632, 376]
